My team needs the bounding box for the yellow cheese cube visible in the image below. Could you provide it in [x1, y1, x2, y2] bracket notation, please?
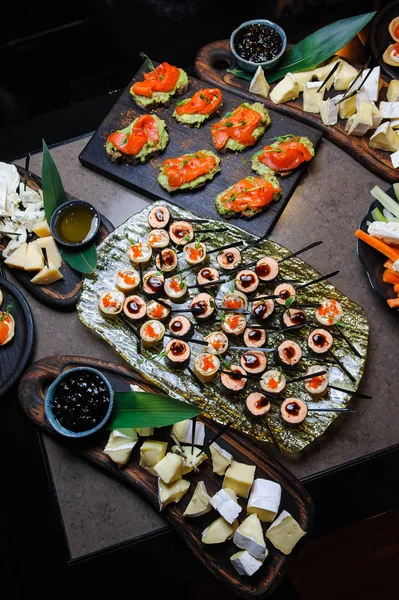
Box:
[223, 460, 256, 498]
[387, 80, 399, 102]
[30, 263, 63, 285]
[201, 517, 238, 544]
[210, 442, 233, 476]
[338, 94, 357, 120]
[265, 510, 306, 555]
[158, 478, 190, 510]
[290, 70, 314, 92]
[269, 74, 299, 105]
[303, 82, 325, 114]
[31, 219, 51, 237]
[4, 242, 28, 269]
[33, 236, 62, 269]
[24, 241, 45, 271]
[139, 440, 168, 475]
[334, 60, 358, 91]
[153, 452, 184, 484]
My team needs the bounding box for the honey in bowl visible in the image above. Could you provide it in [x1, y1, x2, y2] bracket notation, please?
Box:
[54, 202, 99, 245]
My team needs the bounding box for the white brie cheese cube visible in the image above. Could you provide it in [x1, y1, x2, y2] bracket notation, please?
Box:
[319, 99, 338, 125]
[369, 103, 383, 129]
[223, 461, 256, 498]
[183, 481, 211, 517]
[356, 66, 380, 106]
[265, 510, 306, 555]
[312, 63, 335, 90]
[171, 445, 207, 474]
[333, 60, 358, 91]
[201, 516, 238, 544]
[390, 119, 399, 129]
[391, 149, 399, 168]
[379, 101, 399, 119]
[233, 513, 267, 559]
[104, 428, 138, 467]
[210, 488, 242, 524]
[139, 439, 168, 475]
[369, 122, 399, 152]
[303, 81, 325, 113]
[210, 442, 233, 475]
[345, 101, 373, 136]
[269, 73, 299, 104]
[172, 419, 205, 445]
[153, 452, 184, 484]
[158, 478, 190, 510]
[247, 479, 282, 522]
[289, 70, 314, 92]
[0, 162, 20, 194]
[335, 94, 357, 120]
[387, 80, 399, 102]
[249, 65, 270, 98]
[230, 550, 265, 576]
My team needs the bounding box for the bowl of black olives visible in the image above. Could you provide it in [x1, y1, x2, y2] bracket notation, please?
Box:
[230, 19, 287, 72]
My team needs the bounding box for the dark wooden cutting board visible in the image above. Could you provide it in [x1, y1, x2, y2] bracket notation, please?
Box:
[78, 60, 322, 238]
[18, 354, 314, 599]
[0, 166, 114, 311]
[195, 40, 398, 183]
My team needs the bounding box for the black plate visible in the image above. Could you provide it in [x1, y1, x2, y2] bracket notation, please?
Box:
[369, 1, 399, 80]
[0, 277, 35, 397]
[357, 184, 399, 308]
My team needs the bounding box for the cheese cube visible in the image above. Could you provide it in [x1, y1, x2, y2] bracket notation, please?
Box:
[210, 488, 242, 524]
[313, 62, 335, 91]
[30, 263, 63, 285]
[356, 66, 381, 106]
[369, 122, 399, 152]
[183, 481, 211, 517]
[269, 73, 299, 104]
[230, 550, 265, 577]
[103, 428, 138, 467]
[24, 241, 45, 271]
[223, 460, 256, 498]
[379, 101, 399, 119]
[390, 119, 399, 129]
[0, 176, 8, 216]
[172, 419, 205, 445]
[249, 66, 270, 98]
[31, 219, 51, 237]
[4, 242, 28, 269]
[335, 93, 357, 120]
[303, 81, 325, 113]
[135, 428, 154, 436]
[289, 70, 314, 92]
[391, 149, 399, 169]
[319, 98, 338, 125]
[201, 516, 238, 544]
[387, 80, 399, 102]
[171, 445, 207, 474]
[370, 103, 383, 129]
[210, 442, 233, 475]
[247, 479, 282, 522]
[265, 510, 306, 555]
[345, 101, 373, 136]
[139, 440, 168, 475]
[158, 478, 190, 510]
[233, 513, 267, 559]
[33, 236, 62, 269]
[334, 60, 358, 91]
[154, 452, 184, 484]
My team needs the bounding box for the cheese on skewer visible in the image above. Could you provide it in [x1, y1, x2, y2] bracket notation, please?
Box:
[210, 442, 233, 475]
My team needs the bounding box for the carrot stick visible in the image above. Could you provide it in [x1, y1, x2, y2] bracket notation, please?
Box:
[355, 229, 399, 261]
[384, 259, 394, 270]
[394, 284, 399, 294]
[387, 298, 399, 308]
[383, 269, 399, 285]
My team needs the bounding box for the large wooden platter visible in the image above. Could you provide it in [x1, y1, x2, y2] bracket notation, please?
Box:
[78, 60, 322, 238]
[0, 166, 114, 311]
[195, 40, 399, 183]
[18, 354, 314, 598]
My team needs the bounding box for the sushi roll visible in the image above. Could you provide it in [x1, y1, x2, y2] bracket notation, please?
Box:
[165, 339, 191, 369]
[123, 295, 147, 321]
[243, 327, 266, 348]
[194, 353, 220, 383]
[304, 365, 329, 396]
[274, 283, 296, 306]
[196, 267, 220, 287]
[278, 340, 302, 366]
[282, 308, 307, 328]
[280, 398, 308, 427]
[204, 331, 229, 355]
[315, 298, 343, 327]
[190, 293, 215, 320]
[146, 299, 171, 321]
[143, 271, 165, 296]
[235, 269, 259, 294]
[140, 319, 166, 347]
[260, 369, 286, 395]
[255, 257, 279, 282]
[169, 221, 194, 245]
[169, 315, 194, 337]
[246, 392, 271, 416]
[164, 275, 188, 299]
[308, 328, 333, 354]
[217, 247, 242, 270]
[98, 290, 125, 318]
[252, 299, 275, 321]
[221, 313, 247, 336]
[183, 242, 207, 266]
[221, 291, 248, 310]
[240, 351, 267, 374]
[116, 269, 140, 294]
[128, 241, 152, 266]
[155, 248, 178, 272]
[220, 365, 247, 394]
[147, 229, 170, 249]
[148, 205, 171, 229]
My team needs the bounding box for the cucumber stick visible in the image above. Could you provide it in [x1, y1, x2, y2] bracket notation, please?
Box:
[370, 185, 399, 219]
[371, 207, 387, 222]
[393, 183, 399, 201]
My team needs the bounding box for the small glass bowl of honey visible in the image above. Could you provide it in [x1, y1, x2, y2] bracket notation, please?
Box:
[50, 200, 100, 249]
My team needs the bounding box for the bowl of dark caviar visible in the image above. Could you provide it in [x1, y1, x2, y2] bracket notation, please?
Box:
[230, 19, 287, 73]
[45, 367, 114, 438]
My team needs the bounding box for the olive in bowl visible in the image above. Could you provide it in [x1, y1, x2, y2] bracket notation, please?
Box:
[45, 367, 114, 438]
[230, 19, 287, 73]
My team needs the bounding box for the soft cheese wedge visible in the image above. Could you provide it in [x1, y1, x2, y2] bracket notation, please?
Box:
[210, 488, 242, 524]
[269, 73, 299, 104]
[139, 440, 168, 475]
[4, 242, 28, 269]
[230, 550, 265, 576]
[183, 481, 211, 517]
[345, 101, 373, 136]
[312, 63, 335, 90]
[391, 148, 399, 168]
[103, 429, 138, 467]
[135, 428, 154, 436]
[154, 452, 184, 484]
[356, 66, 381, 106]
[172, 419, 205, 445]
[369, 122, 399, 152]
[266, 510, 306, 555]
[34, 236, 62, 269]
[31, 219, 51, 237]
[233, 513, 267, 559]
[289, 70, 314, 92]
[303, 81, 325, 113]
[171, 445, 207, 474]
[333, 59, 358, 90]
[370, 103, 383, 129]
[201, 516, 238, 544]
[30, 263, 63, 285]
[24, 241, 45, 271]
[335, 94, 357, 120]
[319, 98, 338, 126]
[247, 478, 282, 522]
[387, 80, 399, 102]
[379, 101, 399, 119]
[210, 442, 233, 476]
[249, 66, 270, 98]
[223, 461, 256, 499]
[158, 478, 190, 510]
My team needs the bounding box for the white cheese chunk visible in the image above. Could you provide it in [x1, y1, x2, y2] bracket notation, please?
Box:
[210, 488, 242, 524]
[139, 439, 168, 475]
[154, 452, 184, 484]
[369, 103, 383, 129]
[303, 81, 325, 113]
[25, 241, 45, 271]
[333, 60, 358, 91]
[388, 80, 399, 102]
[4, 242, 28, 269]
[247, 479, 282, 522]
[30, 263, 63, 285]
[391, 148, 399, 168]
[368, 221, 399, 244]
[103, 428, 138, 467]
[356, 66, 380, 106]
[210, 442, 233, 475]
[345, 101, 373, 136]
[319, 99, 338, 125]
[171, 445, 207, 474]
[269, 73, 299, 104]
[0, 176, 8, 217]
[233, 513, 267, 559]
[2, 225, 27, 258]
[223, 461, 256, 498]
[249, 66, 270, 98]
[33, 236, 62, 269]
[289, 70, 314, 92]
[183, 481, 211, 517]
[230, 550, 265, 576]
[369, 122, 399, 152]
[172, 419, 205, 445]
[312, 63, 335, 90]
[0, 162, 19, 194]
[335, 94, 357, 120]
[265, 510, 306, 555]
[201, 516, 238, 544]
[379, 101, 399, 119]
[158, 478, 190, 510]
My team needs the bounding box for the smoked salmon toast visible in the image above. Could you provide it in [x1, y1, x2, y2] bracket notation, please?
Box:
[130, 55, 189, 109]
[158, 150, 221, 193]
[215, 175, 281, 219]
[106, 114, 169, 164]
[210, 102, 270, 153]
[251, 135, 314, 176]
[173, 88, 223, 127]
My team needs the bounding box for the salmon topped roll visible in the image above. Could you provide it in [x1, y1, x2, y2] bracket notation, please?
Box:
[173, 88, 223, 127]
[106, 114, 169, 164]
[130, 55, 189, 109]
[158, 150, 221, 193]
[211, 102, 270, 153]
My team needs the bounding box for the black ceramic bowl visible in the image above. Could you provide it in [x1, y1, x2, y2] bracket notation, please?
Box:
[50, 199, 100, 249]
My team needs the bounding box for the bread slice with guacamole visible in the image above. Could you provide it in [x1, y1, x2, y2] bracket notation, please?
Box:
[251, 135, 315, 177]
[215, 174, 281, 219]
[172, 88, 223, 128]
[158, 150, 221, 193]
[106, 114, 169, 164]
[211, 102, 271, 153]
[130, 58, 189, 109]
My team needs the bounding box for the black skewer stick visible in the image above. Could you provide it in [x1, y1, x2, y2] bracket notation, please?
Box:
[327, 384, 372, 399]
[264, 417, 281, 454]
[139, 264, 143, 291]
[186, 365, 205, 390]
[334, 325, 363, 358]
[208, 240, 245, 255]
[191, 416, 196, 450]
[308, 407, 355, 413]
[165, 334, 209, 346]
[337, 55, 371, 102]
[221, 370, 262, 381]
[335, 65, 374, 106]
[203, 422, 233, 451]
[152, 297, 171, 310]
[0, 231, 23, 236]
[278, 241, 323, 264]
[229, 346, 276, 352]
[243, 233, 269, 252]
[267, 323, 306, 335]
[328, 350, 356, 382]
[227, 259, 257, 275]
[317, 61, 341, 92]
[176, 236, 211, 254]
[217, 307, 250, 314]
[165, 262, 200, 279]
[42, 247, 49, 268]
[250, 293, 283, 301]
[187, 278, 227, 290]
[296, 270, 340, 291]
[194, 228, 228, 234]
[158, 249, 163, 269]
[287, 370, 327, 384]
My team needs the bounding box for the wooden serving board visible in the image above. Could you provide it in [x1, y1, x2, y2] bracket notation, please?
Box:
[19, 355, 314, 599]
[195, 40, 398, 183]
[0, 167, 114, 311]
[78, 60, 322, 238]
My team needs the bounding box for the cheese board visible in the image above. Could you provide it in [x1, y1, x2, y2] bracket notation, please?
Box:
[77, 201, 369, 454]
[0, 166, 114, 311]
[0, 276, 34, 397]
[194, 40, 399, 183]
[78, 60, 322, 237]
[18, 354, 314, 598]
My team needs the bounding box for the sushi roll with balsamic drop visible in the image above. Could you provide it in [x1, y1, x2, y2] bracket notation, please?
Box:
[127, 241, 152, 266]
[190, 293, 215, 320]
[183, 241, 207, 266]
[246, 392, 271, 416]
[235, 269, 259, 294]
[123, 295, 147, 321]
[98, 290, 125, 318]
[240, 350, 267, 374]
[164, 275, 188, 299]
[220, 365, 247, 394]
[278, 340, 302, 366]
[308, 329, 333, 354]
[260, 369, 286, 395]
[304, 365, 329, 396]
[204, 331, 229, 355]
[148, 205, 171, 229]
[221, 290, 248, 310]
[155, 248, 178, 272]
[315, 298, 343, 327]
[196, 267, 220, 288]
[252, 298, 275, 321]
[255, 257, 279, 282]
[169, 221, 194, 245]
[169, 315, 194, 337]
[274, 283, 296, 306]
[280, 398, 308, 427]
[282, 308, 307, 328]
[221, 313, 247, 336]
[143, 271, 165, 296]
[243, 326, 266, 348]
[194, 353, 220, 383]
[147, 229, 170, 249]
[116, 269, 140, 294]
[146, 299, 171, 321]
[140, 320, 166, 347]
[217, 247, 242, 270]
[165, 339, 191, 369]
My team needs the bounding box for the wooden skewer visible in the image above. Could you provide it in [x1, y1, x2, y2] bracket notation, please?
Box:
[203, 422, 233, 451]
[278, 241, 323, 264]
